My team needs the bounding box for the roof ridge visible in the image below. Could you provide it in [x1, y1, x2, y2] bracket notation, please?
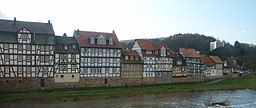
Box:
[79, 30, 113, 34]
[0, 19, 51, 25]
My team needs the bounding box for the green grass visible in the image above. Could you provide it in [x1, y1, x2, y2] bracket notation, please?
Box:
[1, 77, 256, 102]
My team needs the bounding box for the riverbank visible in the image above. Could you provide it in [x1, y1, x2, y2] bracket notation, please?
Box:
[1, 77, 256, 102]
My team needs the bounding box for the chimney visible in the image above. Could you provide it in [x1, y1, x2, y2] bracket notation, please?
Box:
[112, 30, 115, 34]
[48, 20, 50, 24]
[63, 33, 67, 37]
[14, 17, 16, 24]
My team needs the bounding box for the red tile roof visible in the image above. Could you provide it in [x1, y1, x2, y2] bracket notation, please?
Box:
[209, 56, 223, 64]
[134, 39, 171, 57]
[226, 57, 240, 68]
[200, 54, 214, 66]
[135, 39, 155, 50]
[123, 49, 139, 56]
[179, 48, 201, 58]
[76, 31, 121, 48]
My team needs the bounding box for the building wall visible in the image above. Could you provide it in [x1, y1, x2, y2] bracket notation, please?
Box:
[172, 66, 187, 77]
[185, 57, 202, 76]
[0, 43, 54, 78]
[54, 73, 80, 83]
[80, 47, 121, 77]
[54, 53, 80, 82]
[143, 57, 155, 77]
[121, 63, 143, 78]
[155, 72, 172, 84]
[204, 64, 223, 77]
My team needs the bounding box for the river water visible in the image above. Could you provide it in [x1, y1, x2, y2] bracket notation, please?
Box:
[1, 89, 256, 108]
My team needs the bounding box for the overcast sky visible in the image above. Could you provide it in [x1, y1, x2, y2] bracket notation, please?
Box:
[0, 0, 255, 44]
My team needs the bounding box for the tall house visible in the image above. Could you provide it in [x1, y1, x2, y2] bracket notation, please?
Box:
[0, 18, 55, 78]
[210, 40, 224, 51]
[132, 39, 173, 81]
[172, 53, 187, 77]
[121, 48, 143, 78]
[74, 30, 122, 77]
[54, 36, 80, 82]
[179, 48, 201, 76]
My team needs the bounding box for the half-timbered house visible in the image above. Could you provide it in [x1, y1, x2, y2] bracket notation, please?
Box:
[172, 54, 187, 77]
[74, 30, 122, 78]
[0, 18, 55, 78]
[179, 48, 202, 76]
[200, 55, 223, 77]
[121, 48, 143, 78]
[132, 39, 173, 83]
[54, 35, 80, 82]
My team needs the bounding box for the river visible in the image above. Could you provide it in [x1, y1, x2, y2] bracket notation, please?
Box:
[1, 89, 256, 108]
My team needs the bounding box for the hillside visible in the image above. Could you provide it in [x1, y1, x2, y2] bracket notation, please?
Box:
[120, 33, 256, 71]
[121, 33, 216, 54]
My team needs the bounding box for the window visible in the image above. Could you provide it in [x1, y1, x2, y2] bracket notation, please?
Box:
[5, 55, 10, 62]
[60, 75, 64, 78]
[21, 34, 28, 41]
[135, 56, 139, 60]
[18, 55, 22, 62]
[63, 54, 68, 60]
[18, 67, 22, 73]
[3, 44, 9, 49]
[26, 56, 31, 62]
[40, 56, 44, 62]
[18, 44, 23, 51]
[26, 45, 31, 51]
[40, 46, 44, 52]
[27, 67, 31, 73]
[71, 54, 76, 60]
[130, 56, 134, 60]
[64, 45, 67, 50]
[60, 65, 68, 71]
[97, 34, 106, 45]
[90, 37, 95, 44]
[71, 65, 76, 71]
[109, 38, 113, 45]
[45, 46, 50, 52]
[72, 44, 76, 49]
[125, 56, 129, 60]
[45, 56, 50, 62]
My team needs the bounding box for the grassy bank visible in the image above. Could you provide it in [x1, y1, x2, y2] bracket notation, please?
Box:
[1, 77, 256, 102]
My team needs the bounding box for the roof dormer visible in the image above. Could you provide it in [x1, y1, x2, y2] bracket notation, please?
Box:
[97, 34, 106, 45]
[17, 27, 32, 44]
[90, 37, 95, 44]
[109, 38, 113, 45]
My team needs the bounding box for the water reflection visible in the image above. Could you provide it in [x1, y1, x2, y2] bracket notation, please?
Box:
[1, 89, 256, 108]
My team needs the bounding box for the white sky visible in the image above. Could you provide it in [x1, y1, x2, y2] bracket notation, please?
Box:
[0, 0, 256, 44]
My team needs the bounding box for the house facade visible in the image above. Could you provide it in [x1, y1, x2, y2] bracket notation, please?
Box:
[224, 57, 240, 75]
[121, 48, 143, 78]
[0, 19, 55, 78]
[201, 55, 223, 77]
[179, 48, 202, 76]
[132, 39, 173, 83]
[172, 54, 187, 77]
[54, 36, 80, 82]
[74, 30, 122, 78]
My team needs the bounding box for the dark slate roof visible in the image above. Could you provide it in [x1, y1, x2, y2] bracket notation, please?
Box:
[0, 19, 54, 34]
[0, 19, 55, 44]
[55, 36, 80, 54]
